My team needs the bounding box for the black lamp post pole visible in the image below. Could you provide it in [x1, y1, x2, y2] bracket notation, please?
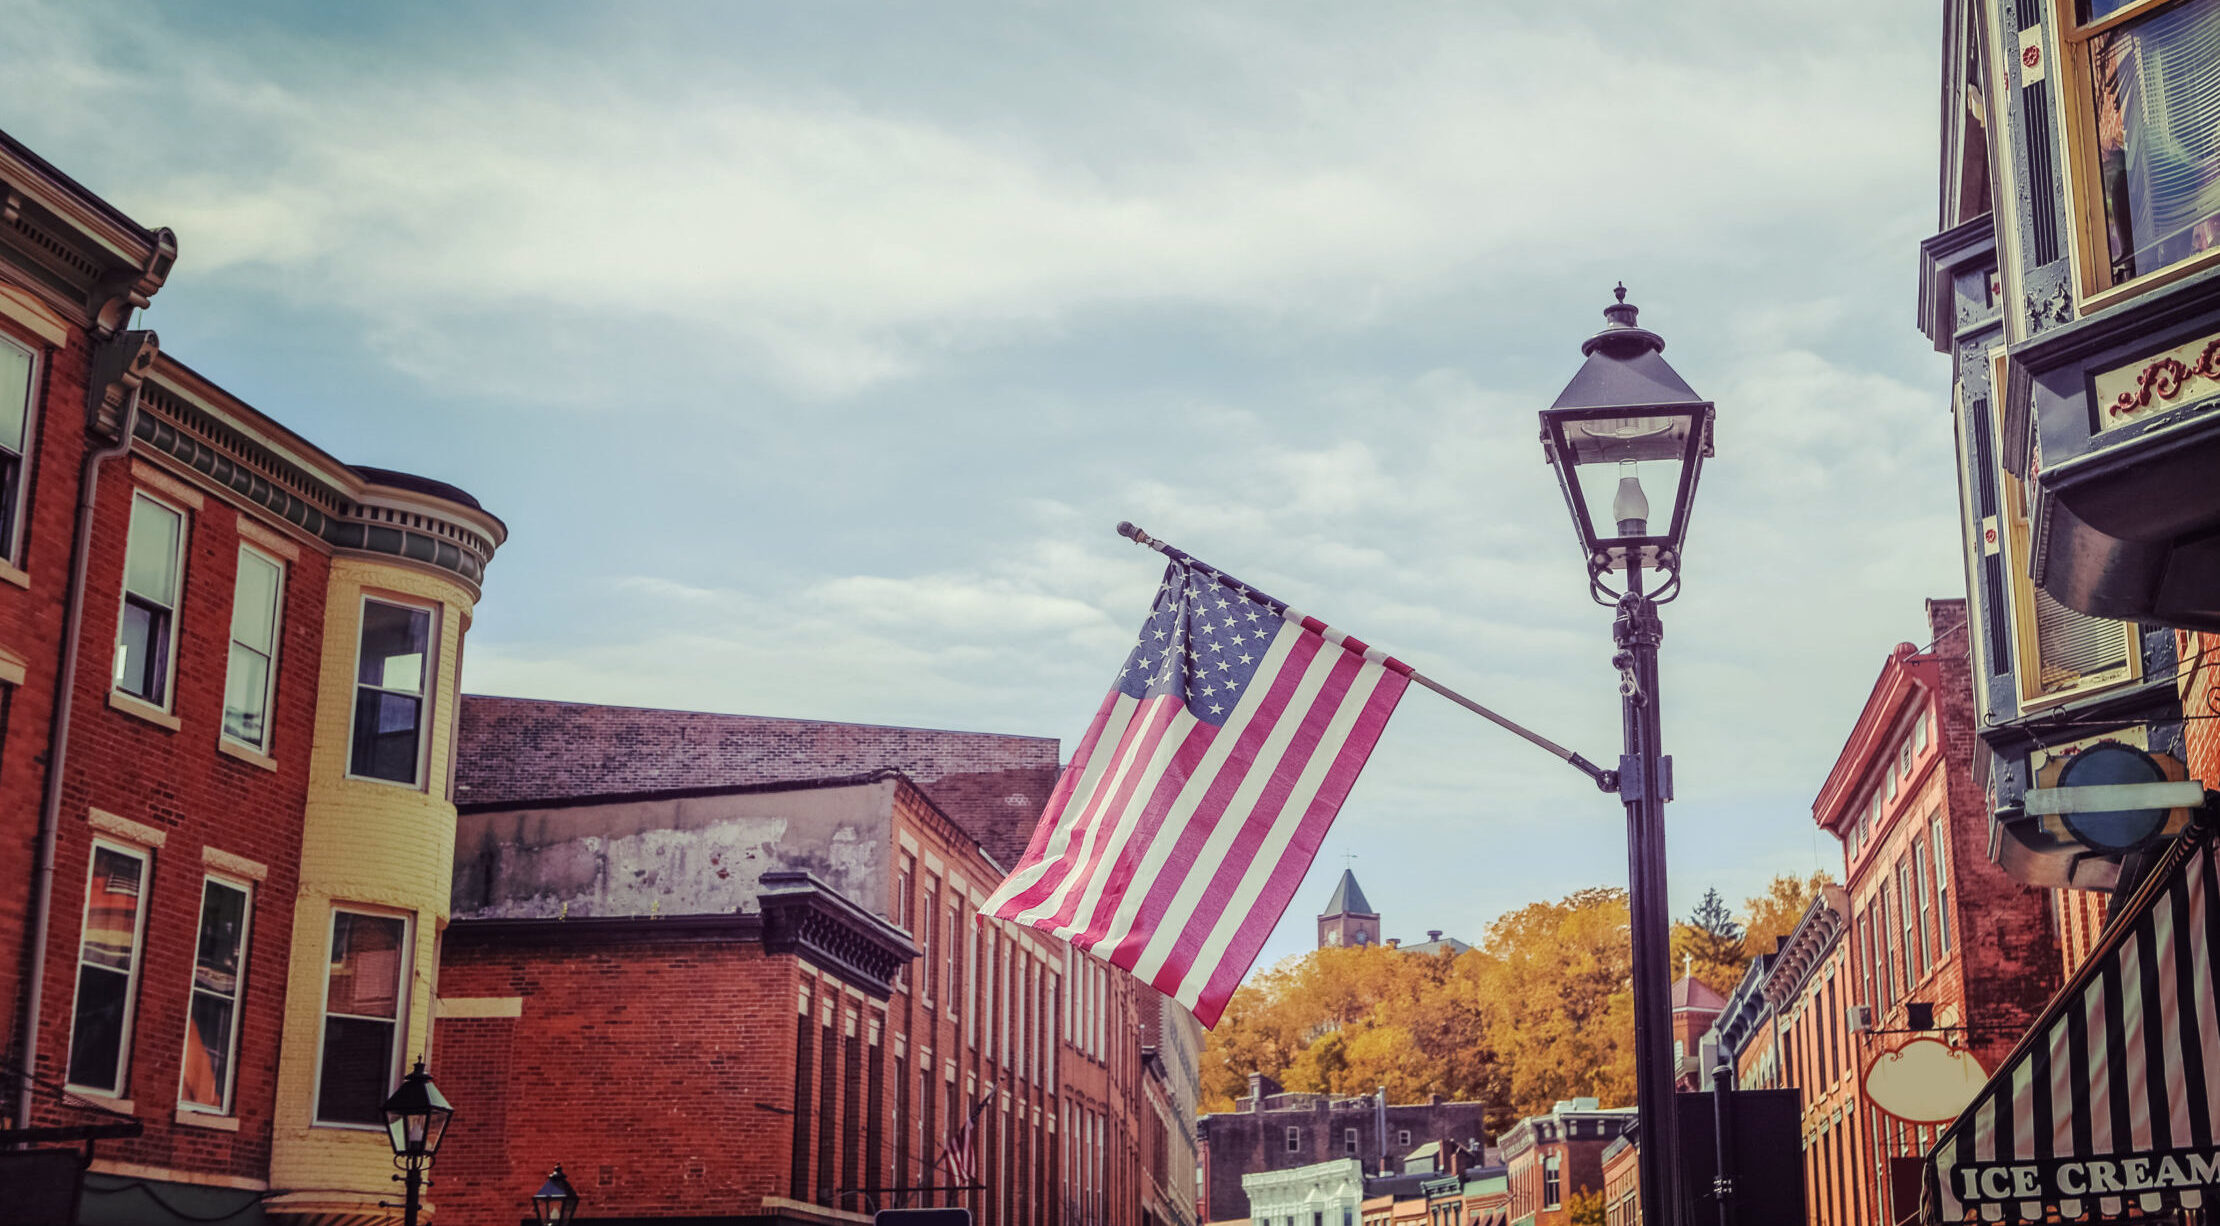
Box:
[1615, 556, 1681, 1226]
[399, 1161, 425, 1226]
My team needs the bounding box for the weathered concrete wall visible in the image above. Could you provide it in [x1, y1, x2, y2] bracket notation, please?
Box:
[452, 778, 896, 919]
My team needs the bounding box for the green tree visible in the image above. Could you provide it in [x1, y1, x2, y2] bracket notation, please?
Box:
[1672, 886, 1746, 994]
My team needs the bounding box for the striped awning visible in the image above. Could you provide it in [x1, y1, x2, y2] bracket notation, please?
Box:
[1927, 826, 2220, 1223]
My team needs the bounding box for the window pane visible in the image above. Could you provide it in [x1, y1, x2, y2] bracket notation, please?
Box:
[327, 912, 404, 1018]
[317, 1016, 397, 1125]
[182, 992, 236, 1109]
[223, 644, 271, 746]
[82, 847, 144, 972]
[230, 551, 281, 650]
[0, 339, 28, 453]
[350, 689, 422, 782]
[68, 965, 130, 1090]
[195, 881, 248, 993]
[115, 598, 167, 702]
[2090, 0, 2220, 281]
[357, 601, 429, 693]
[124, 497, 180, 605]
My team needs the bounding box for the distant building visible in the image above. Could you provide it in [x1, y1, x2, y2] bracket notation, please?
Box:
[1197, 1076, 1488, 1223]
[1600, 1132, 1639, 1226]
[1668, 971, 1728, 1090]
[1708, 949, 1779, 1091]
[1242, 1156, 1365, 1226]
[1758, 886, 1857, 1226]
[1318, 869, 1381, 949]
[1497, 1098, 1637, 1226]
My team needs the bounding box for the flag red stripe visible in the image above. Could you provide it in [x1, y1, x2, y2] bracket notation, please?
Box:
[1100, 630, 1326, 966]
[1146, 647, 1364, 999]
[1189, 672, 1407, 1023]
[1055, 717, 1222, 945]
[1007, 688, 1123, 874]
[998, 694, 1183, 918]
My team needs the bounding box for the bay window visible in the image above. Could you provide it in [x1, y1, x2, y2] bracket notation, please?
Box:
[349, 597, 433, 784]
[114, 493, 184, 706]
[67, 841, 150, 1094]
[2065, 0, 2220, 293]
[223, 547, 284, 750]
[315, 909, 409, 1125]
[180, 877, 251, 1113]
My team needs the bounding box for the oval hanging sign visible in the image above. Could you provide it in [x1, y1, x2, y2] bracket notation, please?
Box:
[1863, 1036, 1988, 1124]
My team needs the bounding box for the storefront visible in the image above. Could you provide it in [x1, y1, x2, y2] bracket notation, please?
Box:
[1926, 826, 2220, 1222]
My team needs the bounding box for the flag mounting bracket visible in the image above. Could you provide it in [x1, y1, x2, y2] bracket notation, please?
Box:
[1115, 521, 1619, 793]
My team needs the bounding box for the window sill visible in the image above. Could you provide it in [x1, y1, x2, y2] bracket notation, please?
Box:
[217, 737, 278, 773]
[108, 690, 180, 732]
[175, 1106, 239, 1131]
[0, 559, 26, 590]
[342, 771, 425, 793]
[64, 1090, 133, 1115]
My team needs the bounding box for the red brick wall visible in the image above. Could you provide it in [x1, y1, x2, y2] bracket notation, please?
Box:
[433, 938, 802, 1223]
[26, 456, 328, 1186]
[0, 307, 92, 1067]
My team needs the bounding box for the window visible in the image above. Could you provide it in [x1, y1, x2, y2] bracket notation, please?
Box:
[223, 547, 283, 750]
[1286, 1126, 1301, 1152]
[1931, 813, 1954, 952]
[944, 901, 959, 1012]
[114, 493, 184, 706]
[1915, 711, 1931, 753]
[67, 841, 149, 1094]
[2062, 0, 2220, 293]
[922, 882, 938, 1003]
[1901, 855, 1930, 979]
[0, 336, 34, 563]
[181, 877, 251, 1113]
[1915, 840, 1938, 972]
[1544, 1155, 1562, 1208]
[1887, 768, 1899, 800]
[349, 598, 434, 784]
[1899, 741, 1914, 778]
[1398, 1129, 1411, 1148]
[316, 909, 409, 1125]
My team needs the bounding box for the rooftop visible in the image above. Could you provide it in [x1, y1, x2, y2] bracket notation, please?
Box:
[1322, 868, 1376, 917]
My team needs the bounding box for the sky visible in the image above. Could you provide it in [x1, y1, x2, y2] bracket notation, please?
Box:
[4, 0, 1958, 982]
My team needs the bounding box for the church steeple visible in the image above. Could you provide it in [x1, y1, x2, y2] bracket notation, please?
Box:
[1317, 869, 1381, 949]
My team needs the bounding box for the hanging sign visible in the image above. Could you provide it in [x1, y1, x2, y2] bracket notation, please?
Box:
[1862, 1036, 1987, 1124]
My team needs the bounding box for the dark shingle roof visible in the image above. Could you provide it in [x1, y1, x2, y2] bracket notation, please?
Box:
[1322, 868, 1375, 917]
[456, 694, 1062, 867]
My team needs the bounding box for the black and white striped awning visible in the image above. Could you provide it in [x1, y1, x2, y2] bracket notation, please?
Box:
[1927, 827, 2220, 1223]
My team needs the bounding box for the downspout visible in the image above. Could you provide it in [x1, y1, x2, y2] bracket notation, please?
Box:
[13, 329, 158, 1129]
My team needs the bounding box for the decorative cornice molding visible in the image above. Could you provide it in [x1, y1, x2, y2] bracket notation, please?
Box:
[1760, 884, 1850, 1008]
[759, 870, 921, 1000]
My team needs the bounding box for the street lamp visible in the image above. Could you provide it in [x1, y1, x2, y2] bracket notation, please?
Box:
[382, 1059, 453, 1226]
[532, 1165, 582, 1224]
[1540, 284, 1715, 1226]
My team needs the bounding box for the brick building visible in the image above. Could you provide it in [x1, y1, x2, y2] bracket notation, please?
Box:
[1807, 602, 2063, 1225]
[1197, 1076, 1488, 1223]
[1667, 974, 1726, 1091]
[1758, 887, 1860, 1226]
[432, 696, 1181, 1226]
[1599, 1134, 1637, 1226]
[1496, 1099, 1635, 1226]
[0, 127, 505, 1225]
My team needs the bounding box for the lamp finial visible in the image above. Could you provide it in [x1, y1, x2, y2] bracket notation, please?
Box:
[1614, 281, 1627, 304]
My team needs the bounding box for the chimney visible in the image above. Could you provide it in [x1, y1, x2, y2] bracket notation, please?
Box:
[1385, 938, 1401, 950]
[1427, 930, 1442, 942]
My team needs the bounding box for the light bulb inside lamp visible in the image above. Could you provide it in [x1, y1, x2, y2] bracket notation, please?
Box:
[1612, 462, 1650, 535]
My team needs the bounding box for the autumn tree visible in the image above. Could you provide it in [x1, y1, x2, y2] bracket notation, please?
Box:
[1565, 1188, 1608, 1226]
[1740, 870, 1835, 961]
[1468, 887, 1635, 1124]
[1671, 886, 1745, 995]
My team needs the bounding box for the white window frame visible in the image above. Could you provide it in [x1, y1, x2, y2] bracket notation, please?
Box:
[113, 490, 187, 710]
[178, 873, 253, 1115]
[311, 905, 414, 1129]
[65, 838, 152, 1098]
[221, 544, 285, 753]
[1286, 1125, 1301, 1153]
[0, 332, 39, 567]
[344, 594, 438, 788]
[1345, 1127, 1359, 1154]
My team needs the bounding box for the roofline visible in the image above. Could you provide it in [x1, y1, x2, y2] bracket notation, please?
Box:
[460, 691, 1062, 749]
[454, 768, 915, 815]
[0, 127, 161, 249]
[1811, 642, 1940, 832]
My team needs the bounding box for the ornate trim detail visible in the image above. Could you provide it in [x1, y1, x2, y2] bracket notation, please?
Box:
[759, 870, 920, 999]
[2106, 336, 2220, 421]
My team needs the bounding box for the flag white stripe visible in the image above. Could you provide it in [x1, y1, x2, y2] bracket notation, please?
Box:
[1168, 660, 1392, 1011]
[988, 692, 1139, 906]
[1064, 621, 1307, 952]
[1127, 637, 1350, 984]
[1001, 693, 1173, 923]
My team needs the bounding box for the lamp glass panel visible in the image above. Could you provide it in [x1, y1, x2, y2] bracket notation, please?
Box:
[1558, 412, 1693, 466]
[1572, 455, 1685, 544]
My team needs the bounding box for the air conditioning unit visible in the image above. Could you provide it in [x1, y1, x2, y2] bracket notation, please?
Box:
[1846, 1004, 1874, 1034]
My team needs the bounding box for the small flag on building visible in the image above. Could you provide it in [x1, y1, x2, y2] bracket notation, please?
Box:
[937, 1098, 982, 1185]
[981, 552, 1411, 1027]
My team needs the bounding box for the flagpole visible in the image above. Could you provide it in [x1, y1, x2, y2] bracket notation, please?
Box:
[1115, 521, 1616, 790]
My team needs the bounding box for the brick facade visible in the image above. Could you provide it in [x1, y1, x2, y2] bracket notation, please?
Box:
[1497, 1102, 1635, 1226]
[1197, 1078, 1488, 1223]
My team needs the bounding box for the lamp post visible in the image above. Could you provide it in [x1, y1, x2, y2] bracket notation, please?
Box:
[382, 1059, 454, 1226]
[532, 1165, 582, 1224]
[1539, 285, 1715, 1226]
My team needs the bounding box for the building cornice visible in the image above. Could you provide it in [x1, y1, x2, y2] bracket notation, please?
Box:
[1759, 885, 1849, 1008]
[1812, 644, 1937, 833]
[1918, 215, 1998, 352]
[0, 133, 175, 335]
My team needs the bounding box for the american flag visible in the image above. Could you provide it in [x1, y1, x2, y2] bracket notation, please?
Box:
[982, 556, 1410, 1027]
[937, 1098, 982, 1185]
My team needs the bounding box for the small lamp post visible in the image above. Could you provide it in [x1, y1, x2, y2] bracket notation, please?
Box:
[1539, 285, 1715, 1226]
[533, 1165, 582, 1224]
[382, 1060, 453, 1226]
